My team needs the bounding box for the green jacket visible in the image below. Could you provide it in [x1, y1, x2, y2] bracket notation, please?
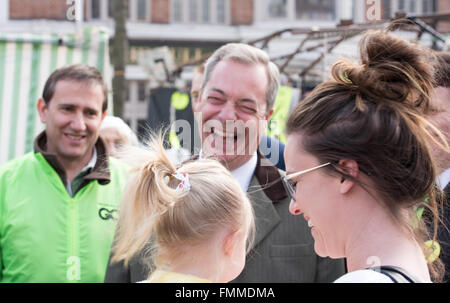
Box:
[0, 134, 128, 283]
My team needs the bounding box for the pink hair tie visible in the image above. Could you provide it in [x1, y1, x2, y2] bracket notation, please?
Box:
[171, 172, 191, 193]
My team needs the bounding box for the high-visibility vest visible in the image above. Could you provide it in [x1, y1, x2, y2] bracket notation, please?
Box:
[265, 86, 294, 144]
[0, 152, 128, 282]
[169, 91, 190, 148]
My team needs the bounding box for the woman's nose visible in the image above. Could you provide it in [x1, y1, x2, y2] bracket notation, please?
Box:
[289, 199, 302, 216]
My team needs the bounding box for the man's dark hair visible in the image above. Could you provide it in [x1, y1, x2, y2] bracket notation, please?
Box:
[42, 64, 109, 112]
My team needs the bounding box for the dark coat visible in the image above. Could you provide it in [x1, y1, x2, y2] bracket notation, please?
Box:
[439, 184, 450, 282]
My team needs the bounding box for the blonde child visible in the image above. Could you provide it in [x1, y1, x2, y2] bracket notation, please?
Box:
[110, 133, 255, 283]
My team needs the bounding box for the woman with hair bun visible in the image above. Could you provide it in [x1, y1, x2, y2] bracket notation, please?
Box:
[283, 30, 448, 282]
[109, 133, 254, 283]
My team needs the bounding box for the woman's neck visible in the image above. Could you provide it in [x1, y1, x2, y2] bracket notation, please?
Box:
[344, 201, 431, 282]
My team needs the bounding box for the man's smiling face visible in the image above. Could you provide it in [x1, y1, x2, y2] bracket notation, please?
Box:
[37, 80, 106, 164]
[196, 59, 271, 171]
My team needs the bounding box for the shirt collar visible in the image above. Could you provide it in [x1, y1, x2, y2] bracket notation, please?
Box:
[80, 146, 97, 174]
[34, 131, 111, 185]
[198, 150, 257, 192]
[194, 150, 288, 201]
[437, 168, 450, 190]
[230, 152, 258, 192]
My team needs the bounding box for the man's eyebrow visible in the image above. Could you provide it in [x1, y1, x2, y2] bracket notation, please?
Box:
[210, 88, 227, 96]
[85, 107, 100, 113]
[57, 103, 99, 113]
[209, 89, 257, 105]
[237, 98, 257, 104]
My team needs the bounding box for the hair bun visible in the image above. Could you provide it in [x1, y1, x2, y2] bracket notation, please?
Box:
[332, 31, 434, 113]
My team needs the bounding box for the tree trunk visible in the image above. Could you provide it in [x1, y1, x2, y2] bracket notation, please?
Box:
[110, 0, 128, 118]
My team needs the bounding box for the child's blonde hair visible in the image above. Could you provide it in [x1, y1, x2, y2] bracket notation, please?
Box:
[110, 132, 255, 269]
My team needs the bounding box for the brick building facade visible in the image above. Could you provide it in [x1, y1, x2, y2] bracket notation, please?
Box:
[151, 0, 169, 23]
[3, 0, 449, 134]
[230, 0, 253, 25]
[7, 0, 448, 30]
[437, 0, 450, 33]
[9, 0, 69, 20]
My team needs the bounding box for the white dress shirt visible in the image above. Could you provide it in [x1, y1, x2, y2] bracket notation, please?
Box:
[229, 152, 258, 193]
[199, 150, 257, 192]
[437, 167, 450, 190]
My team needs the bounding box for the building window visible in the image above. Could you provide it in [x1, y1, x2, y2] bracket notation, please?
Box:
[295, 0, 335, 21]
[138, 81, 147, 102]
[129, 0, 150, 22]
[189, 0, 199, 22]
[172, 0, 229, 24]
[91, 0, 101, 19]
[172, 0, 183, 22]
[261, 0, 336, 22]
[137, 0, 148, 21]
[409, 0, 416, 13]
[382, 0, 392, 19]
[268, 0, 288, 18]
[216, 0, 226, 23]
[422, 0, 433, 13]
[108, 0, 115, 18]
[391, 0, 432, 15]
[202, 0, 211, 23]
[87, 0, 131, 21]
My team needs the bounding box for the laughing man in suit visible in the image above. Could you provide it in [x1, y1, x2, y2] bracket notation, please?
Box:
[104, 43, 345, 282]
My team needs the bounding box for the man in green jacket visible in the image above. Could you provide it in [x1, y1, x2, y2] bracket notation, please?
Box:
[0, 64, 128, 283]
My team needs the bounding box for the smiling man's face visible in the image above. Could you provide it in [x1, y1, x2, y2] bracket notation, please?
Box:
[37, 80, 106, 164]
[196, 59, 271, 171]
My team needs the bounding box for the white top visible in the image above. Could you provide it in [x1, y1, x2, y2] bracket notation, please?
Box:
[437, 168, 450, 190]
[334, 270, 394, 283]
[230, 152, 258, 192]
[199, 150, 258, 192]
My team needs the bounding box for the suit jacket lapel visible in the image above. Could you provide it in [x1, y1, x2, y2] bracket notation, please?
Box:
[246, 152, 288, 248]
[190, 151, 288, 249]
[247, 174, 281, 248]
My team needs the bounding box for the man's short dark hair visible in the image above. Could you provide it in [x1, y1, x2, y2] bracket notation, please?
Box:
[42, 64, 109, 112]
[433, 51, 450, 88]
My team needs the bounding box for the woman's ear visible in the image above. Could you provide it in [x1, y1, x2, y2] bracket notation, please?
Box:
[223, 229, 242, 258]
[337, 159, 359, 194]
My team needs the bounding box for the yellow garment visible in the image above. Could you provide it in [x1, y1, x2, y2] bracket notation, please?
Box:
[265, 85, 293, 143]
[146, 270, 211, 283]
